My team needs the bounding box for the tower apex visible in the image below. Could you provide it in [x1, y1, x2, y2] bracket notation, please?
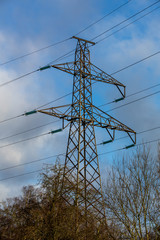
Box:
[72, 36, 95, 45]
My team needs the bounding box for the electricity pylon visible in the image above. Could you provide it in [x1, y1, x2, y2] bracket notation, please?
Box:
[37, 36, 136, 235]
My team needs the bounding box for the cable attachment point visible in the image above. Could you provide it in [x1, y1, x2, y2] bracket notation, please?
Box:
[114, 97, 124, 103]
[50, 128, 63, 134]
[125, 144, 135, 149]
[39, 65, 51, 71]
[24, 110, 37, 116]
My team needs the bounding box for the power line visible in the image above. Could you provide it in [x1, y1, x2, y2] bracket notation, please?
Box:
[0, 130, 62, 150]
[0, 50, 74, 89]
[92, 0, 160, 41]
[75, 0, 133, 36]
[99, 137, 160, 157]
[0, 38, 71, 67]
[98, 50, 160, 107]
[38, 49, 160, 109]
[0, 1, 132, 68]
[43, 2, 160, 66]
[0, 119, 60, 142]
[47, 48, 75, 65]
[0, 3, 159, 90]
[0, 48, 76, 88]
[0, 169, 43, 182]
[2, 2, 160, 197]
[98, 125, 160, 146]
[0, 114, 24, 124]
[1, 124, 160, 172]
[96, 5, 160, 44]
[0, 153, 64, 172]
[36, 93, 72, 109]
[1, 45, 159, 103]
[123, 82, 160, 99]
[0, 16, 159, 126]
[1, 136, 160, 182]
[0, 48, 160, 126]
[111, 50, 160, 76]
[0, 86, 159, 154]
[0, 69, 38, 88]
[39, 46, 160, 110]
[42, 49, 160, 111]
[103, 89, 160, 112]
[99, 85, 160, 108]
[0, 0, 158, 91]
[0, 47, 76, 89]
[47, 2, 145, 66]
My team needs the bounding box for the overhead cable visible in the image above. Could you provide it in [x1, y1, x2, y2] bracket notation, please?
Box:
[0, 128, 63, 150]
[1, 124, 160, 171]
[0, 48, 160, 125]
[92, 0, 160, 41]
[0, 0, 132, 67]
[0, 120, 59, 142]
[0, 136, 160, 182]
[75, 0, 133, 36]
[0, 38, 71, 67]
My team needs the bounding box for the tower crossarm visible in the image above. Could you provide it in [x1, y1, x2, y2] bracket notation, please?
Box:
[51, 62, 126, 98]
[37, 103, 136, 144]
[51, 62, 75, 76]
[90, 63, 124, 86]
[92, 105, 136, 144]
[37, 104, 72, 127]
[90, 63, 125, 98]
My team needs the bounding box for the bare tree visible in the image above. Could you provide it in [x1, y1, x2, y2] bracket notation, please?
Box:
[104, 146, 160, 240]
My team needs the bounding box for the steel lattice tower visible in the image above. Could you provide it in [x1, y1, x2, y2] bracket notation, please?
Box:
[37, 36, 136, 236]
[63, 38, 105, 225]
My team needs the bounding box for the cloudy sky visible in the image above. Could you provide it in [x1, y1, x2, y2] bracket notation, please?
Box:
[0, 0, 160, 201]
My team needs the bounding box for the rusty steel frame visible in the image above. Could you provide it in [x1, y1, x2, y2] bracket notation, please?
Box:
[38, 36, 136, 235]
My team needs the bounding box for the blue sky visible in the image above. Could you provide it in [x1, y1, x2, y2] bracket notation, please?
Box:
[0, 0, 160, 201]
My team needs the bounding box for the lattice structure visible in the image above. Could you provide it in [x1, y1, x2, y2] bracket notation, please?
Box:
[38, 36, 136, 236]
